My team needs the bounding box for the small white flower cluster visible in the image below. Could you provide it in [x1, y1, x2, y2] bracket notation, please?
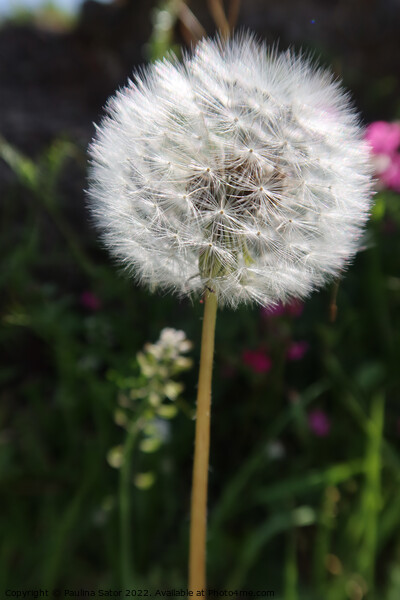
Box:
[88, 34, 373, 308]
[126, 328, 193, 405]
[107, 327, 193, 480]
[142, 327, 193, 364]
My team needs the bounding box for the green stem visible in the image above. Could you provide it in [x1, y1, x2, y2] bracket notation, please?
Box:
[119, 422, 140, 588]
[189, 290, 218, 593]
[358, 393, 384, 593]
[312, 486, 339, 596]
[284, 523, 298, 600]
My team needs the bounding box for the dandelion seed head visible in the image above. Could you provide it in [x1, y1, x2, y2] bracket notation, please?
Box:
[88, 34, 373, 308]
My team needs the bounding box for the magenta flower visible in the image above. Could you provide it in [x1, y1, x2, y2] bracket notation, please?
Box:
[365, 121, 400, 155]
[365, 121, 400, 192]
[380, 153, 400, 192]
[308, 410, 331, 437]
[242, 349, 272, 374]
[80, 291, 102, 311]
[261, 299, 304, 319]
[261, 303, 286, 318]
[286, 299, 304, 317]
[287, 341, 309, 361]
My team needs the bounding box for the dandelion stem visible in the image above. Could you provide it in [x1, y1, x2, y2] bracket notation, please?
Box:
[189, 289, 218, 593]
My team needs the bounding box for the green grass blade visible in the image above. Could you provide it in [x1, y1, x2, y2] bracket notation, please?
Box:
[227, 506, 315, 589]
[254, 460, 364, 506]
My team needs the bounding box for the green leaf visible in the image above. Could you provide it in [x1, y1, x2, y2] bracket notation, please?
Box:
[354, 362, 386, 391]
[255, 460, 365, 505]
[371, 195, 385, 222]
[228, 506, 316, 589]
[0, 135, 38, 189]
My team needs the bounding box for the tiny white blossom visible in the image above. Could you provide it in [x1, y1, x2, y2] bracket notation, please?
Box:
[144, 327, 193, 360]
[88, 34, 373, 308]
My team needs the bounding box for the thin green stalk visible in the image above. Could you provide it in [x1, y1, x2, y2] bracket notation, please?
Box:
[284, 524, 298, 600]
[358, 393, 385, 593]
[189, 290, 218, 593]
[228, 506, 316, 589]
[312, 486, 339, 596]
[120, 421, 141, 588]
[42, 473, 94, 589]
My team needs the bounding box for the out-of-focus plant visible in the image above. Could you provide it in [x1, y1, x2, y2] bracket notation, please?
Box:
[0, 135, 95, 277]
[107, 328, 193, 586]
[147, 0, 206, 61]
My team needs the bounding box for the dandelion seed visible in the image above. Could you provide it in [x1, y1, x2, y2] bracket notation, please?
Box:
[87, 33, 373, 309]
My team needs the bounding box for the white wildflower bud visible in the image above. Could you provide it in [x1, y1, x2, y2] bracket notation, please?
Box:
[88, 34, 373, 308]
[136, 352, 157, 377]
[114, 408, 129, 428]
[174, 356, 193, 370]
[106, 445, 124, 469]
[163, 380, 184, 400]
[159, 328, 192, 353]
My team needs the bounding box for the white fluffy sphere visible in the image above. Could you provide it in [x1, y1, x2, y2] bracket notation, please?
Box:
[88, 34, 373, 308]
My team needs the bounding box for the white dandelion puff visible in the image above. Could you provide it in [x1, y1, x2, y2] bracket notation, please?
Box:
[87, 33, 373, 308]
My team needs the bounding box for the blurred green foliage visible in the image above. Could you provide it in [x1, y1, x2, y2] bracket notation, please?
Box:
[1, 6, 400, 598]
[0, 0, 75, 28]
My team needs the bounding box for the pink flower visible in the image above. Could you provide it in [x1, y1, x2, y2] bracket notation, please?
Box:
[80, 291, 102, 311]
[242, 349, 272, 374]
[308, 410, 331, 437]
[286, 299, 304, 317]
[261, 299, 304, 319]
[381, 153, 400, 192]
[365, 121, 400, 192]
[365, 121, 400, 155]
[261, 303, 286, 318]
[287, 341, 309, 361]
